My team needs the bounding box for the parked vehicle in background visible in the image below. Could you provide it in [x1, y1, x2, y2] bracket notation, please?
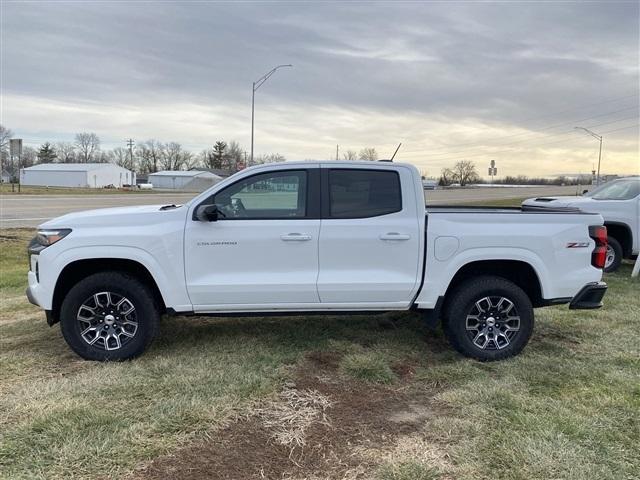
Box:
[26, 161, 607, 362]
[523, 177, 640, 272]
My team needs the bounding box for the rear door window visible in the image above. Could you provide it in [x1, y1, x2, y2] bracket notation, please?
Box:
[328, 169, 402, 218]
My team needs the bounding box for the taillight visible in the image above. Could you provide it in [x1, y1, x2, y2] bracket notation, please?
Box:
[589, 225, 608, 269]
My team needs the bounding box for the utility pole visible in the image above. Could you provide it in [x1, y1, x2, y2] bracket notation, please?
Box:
[250, 64, 293, 164]
[336, 144, 339, 160]
[126, 139, 135, 171]
[575, 127, 603, 185]
[10, 139, 22, 193]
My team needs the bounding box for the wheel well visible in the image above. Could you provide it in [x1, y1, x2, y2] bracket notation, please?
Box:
[605, 222, 632, 257]
[51, 259, 166, 325]
[445, 260, 543, 308]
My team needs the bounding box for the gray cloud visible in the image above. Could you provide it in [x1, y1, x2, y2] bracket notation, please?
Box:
[2, 1, 638, 174]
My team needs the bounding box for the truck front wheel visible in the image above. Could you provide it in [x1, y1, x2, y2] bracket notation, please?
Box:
[60, 271, 160, 361]
[443, 276, 534, 361]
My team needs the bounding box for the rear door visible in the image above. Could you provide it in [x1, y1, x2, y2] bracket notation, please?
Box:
[317, 166, 422, 305]
[184, 167, 321, 308]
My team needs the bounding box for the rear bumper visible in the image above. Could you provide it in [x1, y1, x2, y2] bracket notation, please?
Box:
[569, 281, 607, 310]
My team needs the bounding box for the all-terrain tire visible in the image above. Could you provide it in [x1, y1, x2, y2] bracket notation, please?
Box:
[443, 276, 534, 361]
[604, 236, 623, 273]
[60, 271, 160, 361]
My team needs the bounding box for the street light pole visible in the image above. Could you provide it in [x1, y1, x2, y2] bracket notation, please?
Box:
[575, 126, 603, 185]
[250, 64, 292, 164]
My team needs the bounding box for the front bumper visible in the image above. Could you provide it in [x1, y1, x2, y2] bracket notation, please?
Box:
[25, 285, 38, 306]
[569, 281, 607, 309]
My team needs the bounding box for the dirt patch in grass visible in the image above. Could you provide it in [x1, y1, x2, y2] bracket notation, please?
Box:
[133, 350, 443, 480]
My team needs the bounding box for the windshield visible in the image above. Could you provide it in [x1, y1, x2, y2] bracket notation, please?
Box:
[585, 178, 640, 200]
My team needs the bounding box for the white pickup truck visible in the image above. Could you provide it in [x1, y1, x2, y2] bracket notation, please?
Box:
[26, 161, 608, 362]
[523, 177, 640, 272]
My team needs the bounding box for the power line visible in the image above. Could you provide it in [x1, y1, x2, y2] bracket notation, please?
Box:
[400, 112, 639, 159]
[399, 123, 639, 163]
[400, 104, 639, 155]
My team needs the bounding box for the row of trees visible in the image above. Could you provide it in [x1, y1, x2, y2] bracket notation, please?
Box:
[2, 125, 585, 186]
[438, 160, 587, 186]
[0, 125, 288, 180]
[339, 147, 379, 161]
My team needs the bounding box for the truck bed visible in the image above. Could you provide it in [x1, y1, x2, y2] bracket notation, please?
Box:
[425, 205, 588, 214]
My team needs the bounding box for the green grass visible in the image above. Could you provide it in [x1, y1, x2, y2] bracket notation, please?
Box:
[1, 227, 638, 479]
[340, 351, 397, 384]
[378, 461, 440, 480]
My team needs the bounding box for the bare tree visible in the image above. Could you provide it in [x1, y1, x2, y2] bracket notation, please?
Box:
[358, 147, 378, 161]
[342, 150, 358, 161]
[0, 125, 12, 157]
[161, 142, 193, 171]
[440, 167, 454, 186]
[108, 147, 135, 170]
[0, 125, 13, 178]
[225, 140, 244, 172]
[182, 151, 198, 170]
[56, 142, 76, 163]
[255, 153, 286, 164]
[196, 149, 209, 169]
[137, 140, 164, 173]
[20, 146, 37, 169]
[451, 160, 479, 186]
[75, 132, 100, 162]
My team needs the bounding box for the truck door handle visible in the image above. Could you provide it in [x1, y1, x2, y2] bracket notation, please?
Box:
[281, 233, 312, 241]
[380, 232, 411, 241]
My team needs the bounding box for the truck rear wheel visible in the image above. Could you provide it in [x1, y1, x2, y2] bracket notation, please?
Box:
[60, 271, 160, 361]
[443, 276, 534, 361]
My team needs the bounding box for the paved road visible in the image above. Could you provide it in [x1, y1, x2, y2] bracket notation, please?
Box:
[1, 186, 580, 228]
[1, 193, 195, 228]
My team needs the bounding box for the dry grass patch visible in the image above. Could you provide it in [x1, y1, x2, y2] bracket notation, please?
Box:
[254, 385, 332, 455]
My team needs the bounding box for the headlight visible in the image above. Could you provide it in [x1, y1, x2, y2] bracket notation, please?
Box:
[28, 229, 72, 254]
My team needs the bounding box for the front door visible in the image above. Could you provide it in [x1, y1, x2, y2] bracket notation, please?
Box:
[185, 168, 320, 309]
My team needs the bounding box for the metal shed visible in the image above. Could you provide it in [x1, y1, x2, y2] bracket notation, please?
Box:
[148, 170, 222, 191]
[20, 163, 135, 188]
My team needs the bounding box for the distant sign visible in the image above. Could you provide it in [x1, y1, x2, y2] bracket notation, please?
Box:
[490, 159, 495, 168]
[9, 139, 22, 156]
[488, 167, 497, 176]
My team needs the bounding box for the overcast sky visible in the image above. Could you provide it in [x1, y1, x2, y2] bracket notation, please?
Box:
[2, 1, 638, 176]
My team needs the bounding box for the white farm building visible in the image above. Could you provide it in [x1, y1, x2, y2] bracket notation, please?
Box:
[148, 170, 222, 191]
[21, 163, 136, 188]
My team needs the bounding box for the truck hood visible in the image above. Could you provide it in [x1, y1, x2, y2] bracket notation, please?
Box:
[522, 195, 596, 208]
[39, 204, 187, 229]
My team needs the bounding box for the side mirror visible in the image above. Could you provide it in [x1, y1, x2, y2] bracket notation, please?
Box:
[582, 189, 589, 195]
[195, 204, 224, 222]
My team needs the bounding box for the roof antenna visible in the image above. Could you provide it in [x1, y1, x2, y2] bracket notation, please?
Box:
[390, 143, 402, 161]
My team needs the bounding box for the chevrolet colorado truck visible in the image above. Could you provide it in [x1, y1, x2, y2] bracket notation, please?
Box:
[26, 161, 608, 362]
[523, 177, 640, 272]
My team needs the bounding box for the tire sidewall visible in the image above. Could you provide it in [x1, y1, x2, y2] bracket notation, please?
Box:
[445, 277, 534, 361]
[60, 272, 159, 361]
[604, 236, 623, 273]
